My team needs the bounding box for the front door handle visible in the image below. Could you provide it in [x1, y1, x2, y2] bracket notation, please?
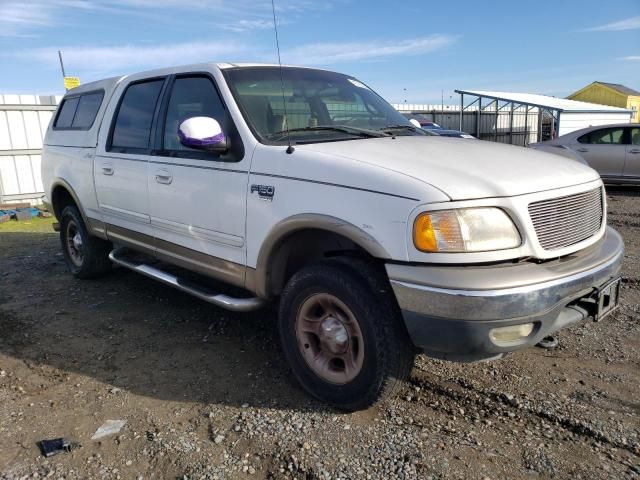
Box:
[629, 148, 640, 154]
[102, 164, 114, 175]
[155, 169, 173, 185]
[576, 147, 589, 153]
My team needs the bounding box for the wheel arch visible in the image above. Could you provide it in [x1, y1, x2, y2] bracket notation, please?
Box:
[49, 179, 107, 239]
[50, 179, 86, 219]
[249, 214, 391, 298]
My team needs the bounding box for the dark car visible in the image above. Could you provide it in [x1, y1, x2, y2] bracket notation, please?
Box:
[401, 113, 443, 129]
[432, 129, 475, 139]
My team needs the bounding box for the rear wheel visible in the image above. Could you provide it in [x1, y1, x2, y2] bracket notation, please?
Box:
[278, 258, 414, 411]
[60, 206, 112, 279]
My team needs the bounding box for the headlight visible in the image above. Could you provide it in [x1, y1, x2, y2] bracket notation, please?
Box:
[413, 208, 520, 253]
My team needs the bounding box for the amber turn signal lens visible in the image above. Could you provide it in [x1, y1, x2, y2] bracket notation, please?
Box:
[413, 213, 438, 252]
[413, 208, 520, 253]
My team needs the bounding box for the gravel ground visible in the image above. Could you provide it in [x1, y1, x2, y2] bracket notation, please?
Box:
[0, 187, 638, 480]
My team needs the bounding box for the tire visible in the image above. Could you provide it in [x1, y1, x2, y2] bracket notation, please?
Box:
[278, 258, 414, 411]
[59, 205, 112, 279]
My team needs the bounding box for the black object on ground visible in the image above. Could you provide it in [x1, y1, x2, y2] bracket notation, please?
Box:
[37, 438, 80, 457]
[536, 335, 559, 349]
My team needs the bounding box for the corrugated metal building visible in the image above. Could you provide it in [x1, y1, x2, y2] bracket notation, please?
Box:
[0, 94, 60, 205]
[393, 103, 541, 145]
[454, 90, 633, 144]
[567, 81, 640, 123]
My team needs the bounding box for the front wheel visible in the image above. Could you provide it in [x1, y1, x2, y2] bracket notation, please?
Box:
[278, 259, 414, 411]
[60, 206, 112, 279]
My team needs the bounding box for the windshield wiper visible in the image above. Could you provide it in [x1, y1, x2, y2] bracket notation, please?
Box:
[379, 124, 432, 135]
[266, 125, 389, 141]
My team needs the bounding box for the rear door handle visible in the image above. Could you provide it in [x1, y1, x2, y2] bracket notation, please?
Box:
[155, 169, 173, 185]
[101, 164, 114, 175]
[629, 148, 640, 154]
[576, 147, 589, 153]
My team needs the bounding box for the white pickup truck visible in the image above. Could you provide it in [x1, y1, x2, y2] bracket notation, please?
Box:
[42, 63, 623, 410]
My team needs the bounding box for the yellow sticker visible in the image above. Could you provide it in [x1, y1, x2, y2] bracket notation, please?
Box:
[64, 77, 81, 90]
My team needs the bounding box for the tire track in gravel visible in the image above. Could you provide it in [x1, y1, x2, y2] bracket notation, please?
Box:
[407, 368, 639, 456]
[609, 219, 640, 229]
[608, 211, 640, 219]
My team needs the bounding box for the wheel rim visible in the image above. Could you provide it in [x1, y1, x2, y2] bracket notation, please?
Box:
[65, 220, 84, 267]
[295, 293, 364, 385]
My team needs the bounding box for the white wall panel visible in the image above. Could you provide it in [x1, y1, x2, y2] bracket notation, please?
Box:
[31, 155, 43, 192]
[6, 111, 27, 150]
[23, 111, 43, 149]
[38, 111, 53, 139]
[19, 95, 37, 104]
[0, 111, 10, 150]
[0, 95, 58, 202]
[14, 155, 36, 194]
[0, 156, 20, 195]
[558, 112, 632, 136]
[3, 94, 20, 105]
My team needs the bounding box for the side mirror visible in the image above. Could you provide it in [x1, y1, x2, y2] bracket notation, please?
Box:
[409, 119, 422, 129]
[178, 116, 228, 153]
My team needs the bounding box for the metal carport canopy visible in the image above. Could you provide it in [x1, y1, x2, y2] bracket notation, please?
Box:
[453, 89, 633, 142]
[454, 90, 632, 113]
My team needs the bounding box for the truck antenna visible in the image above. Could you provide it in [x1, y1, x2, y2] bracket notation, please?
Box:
[270, 0, 294, 154]
[58, 50, 68, 92]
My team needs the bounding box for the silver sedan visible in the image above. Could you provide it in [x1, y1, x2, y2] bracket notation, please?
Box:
[530, 123, 640, 184]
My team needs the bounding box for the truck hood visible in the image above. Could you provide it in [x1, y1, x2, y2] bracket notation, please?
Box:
[298, 136, 600, 200]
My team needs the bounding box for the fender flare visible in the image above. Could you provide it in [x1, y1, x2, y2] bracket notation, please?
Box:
[249, 213, 391, 297]
[50, 179, 106, 239]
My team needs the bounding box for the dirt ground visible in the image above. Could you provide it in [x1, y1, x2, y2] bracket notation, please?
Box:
[1, 187, 638, 480]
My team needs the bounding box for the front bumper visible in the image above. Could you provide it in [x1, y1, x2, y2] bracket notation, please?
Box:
[387, 227, 624, 362]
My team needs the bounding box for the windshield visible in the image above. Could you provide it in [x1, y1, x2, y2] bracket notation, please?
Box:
[223, 66, 423, 144]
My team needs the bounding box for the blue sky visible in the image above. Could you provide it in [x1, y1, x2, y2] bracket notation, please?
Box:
[1, 0, 639, 103]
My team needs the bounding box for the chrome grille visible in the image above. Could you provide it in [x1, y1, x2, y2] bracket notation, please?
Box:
[529, 187, 603, 251]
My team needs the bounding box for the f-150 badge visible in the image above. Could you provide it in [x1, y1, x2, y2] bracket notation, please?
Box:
[251, 184, 275, 200]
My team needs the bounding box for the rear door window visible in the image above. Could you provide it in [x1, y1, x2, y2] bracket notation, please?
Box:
[111, 79, 164, 151]
[578, 128, 625, 145]
[71, 92, 104, 129]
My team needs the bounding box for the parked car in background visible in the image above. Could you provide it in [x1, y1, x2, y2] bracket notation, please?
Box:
[401, 113, 443, 129]
[431, 129, 475, 139]
[418, 120, 442, 130]
[530, 124, 640, 184]
[403, 115, 473, 138]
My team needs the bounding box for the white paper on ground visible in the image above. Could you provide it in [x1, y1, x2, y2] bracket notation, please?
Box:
[91, 420, 127, 440]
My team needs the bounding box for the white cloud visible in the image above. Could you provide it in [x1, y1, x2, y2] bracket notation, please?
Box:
[284, 34, 459, 65]
[0, 1, 54, 36]
[584, 16, 640, 32]
[220, 19, 276, 33]
[0, 2, 51, 26]
[0, 0, 339, 36]
[0, 1, 121, 36]
[109, 0, 322, 10]
[620, 55, 640, 61]
[13, 33, 459, 79]
[110, 0, 219, 6]
[24, 41, 252, 76]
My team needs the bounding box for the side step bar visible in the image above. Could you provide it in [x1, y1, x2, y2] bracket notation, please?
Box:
[108, 249, 266, 312]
